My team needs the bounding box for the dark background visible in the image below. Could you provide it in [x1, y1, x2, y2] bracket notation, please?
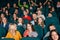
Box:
[0, 0, 60, 8]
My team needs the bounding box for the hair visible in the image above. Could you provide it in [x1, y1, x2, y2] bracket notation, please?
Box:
[48, 24, 55, 30]
[49, 30, 60, 40]
[48, 24, 55, 27]
[37, 17, 44, 27]
[13, 13, 17, 18]
[8, 23, 17, 31]
[26, 23, 35, 31]
[24, 9, 27, 12]
[1, 13, 5, 17]
[0, 17, 2, 24]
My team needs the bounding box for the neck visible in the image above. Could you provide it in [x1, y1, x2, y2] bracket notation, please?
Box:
[25, 15, 28, 17]
[54, 39, 58, 40]
[4, 22, 7, 24]
[14, 17, 17, 20]
[18, 23, 22, 24]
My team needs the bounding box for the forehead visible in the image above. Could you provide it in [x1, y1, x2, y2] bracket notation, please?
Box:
[10, 24, 16, 27]
[19, 18, 22, 19]
[51, 31, 57, 35]
[38, 18, 42, 20]
[3, 18, 6, 20]
[50, 25, 55, 28]
[33, 14, 36, 16]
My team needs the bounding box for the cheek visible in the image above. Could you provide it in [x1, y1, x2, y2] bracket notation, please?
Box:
[20, 20, 22, 22]
[27, 27, 30, 29]
[55, 35, 59, 39]
[38, 20, 42, 23]
[27, 26, 31, 30]
[52, 35, 58, 39]
[52, 36, 55, 39]
[10, 30, 13, 33]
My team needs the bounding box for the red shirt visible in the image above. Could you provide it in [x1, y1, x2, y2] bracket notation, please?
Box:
[23, 30, 29, 37]
[23, 15, 32, 21]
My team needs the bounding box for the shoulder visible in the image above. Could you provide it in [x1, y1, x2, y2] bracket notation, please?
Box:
[6, 32, 11, 35]
[31, 31, 38, 35]
[16, 31, 20, 33]
[24, 30, 29, 32]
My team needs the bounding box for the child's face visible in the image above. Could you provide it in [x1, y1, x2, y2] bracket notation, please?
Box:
[51, 31, 59, 40]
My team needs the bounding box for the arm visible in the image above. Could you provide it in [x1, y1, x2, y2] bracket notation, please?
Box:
[43, 0, 48, 5]
[23, 30, 29, 37]
[18, 0, 22, 8]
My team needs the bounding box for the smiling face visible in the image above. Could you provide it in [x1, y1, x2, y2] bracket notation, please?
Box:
[51, 31, 59, 40]
[23, 10, 28, 15]
[9, 24, 17, 33]
[2, 17, 7, 23]
[14, 9, 18, 14]
[49, 25, 56, 31]
[1, 14, 5, 18]
[32, 14, 37, 20]
[7, 3, 10, 8]
[27, 24, 32, 31]
[13, 3, 17, 8]
[52, 7, 55, 11]
[13, 13, 17, 18]
[48, 13, 52, 17]
[18, 18, 23, 23]
[38, 17, 43, 24]
[37, 10, 42, 15]
[48, 2, 51, 5]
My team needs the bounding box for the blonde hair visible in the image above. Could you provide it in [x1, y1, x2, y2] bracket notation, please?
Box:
[8, 23, 17, 31]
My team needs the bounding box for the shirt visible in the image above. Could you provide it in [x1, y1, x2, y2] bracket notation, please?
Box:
[23, 30, 38, 37]
[6, 31, 22, 40]
[23, 16, 32, 21]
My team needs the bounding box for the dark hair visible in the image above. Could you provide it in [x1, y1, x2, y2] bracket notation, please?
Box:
[0, 17, 2, 24]
[48, 24, 56, 30]
[26, 23, 35, 31]
[24, 9, 27, 12]
[49, 24, 55, 27]
[5, 9, 10, 15]
[49, 30, 60, 40]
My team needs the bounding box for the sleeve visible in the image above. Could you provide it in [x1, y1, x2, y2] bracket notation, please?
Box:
[32, 32, 38, 37]
[18, 0, 22, 8]
[29, 32, 38, 37]
[23, 30, 29, 37]
[28, 16, 32, 21]
[6, 32, 10, 38]
[18, 31, 22, 39]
